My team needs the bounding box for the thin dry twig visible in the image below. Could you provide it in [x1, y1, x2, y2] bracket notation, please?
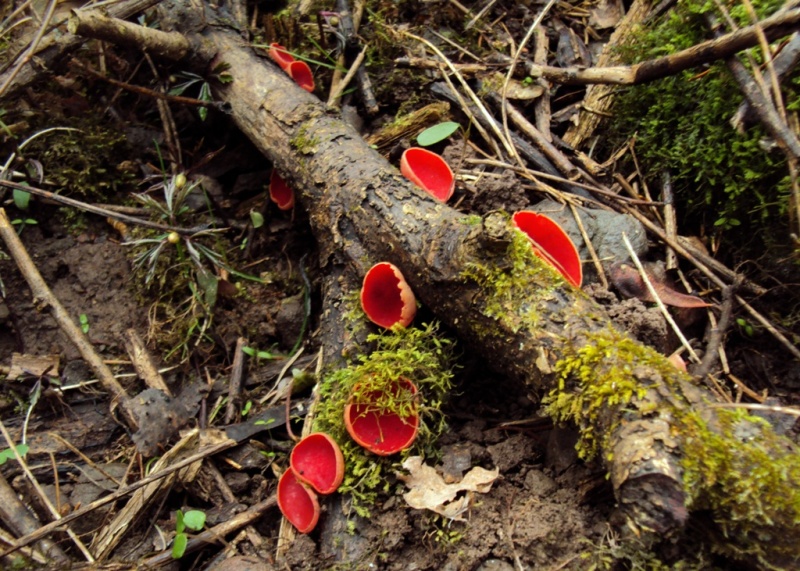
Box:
[0, 417, 94, 562]
[0, 0, 57, 97]
[622, 233, 701, 363]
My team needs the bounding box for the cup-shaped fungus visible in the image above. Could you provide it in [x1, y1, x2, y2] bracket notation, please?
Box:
[400, 148, 455, 202]
[290, 433, 345, 495]
[512, 211, 583, 288]
[269, 170, 295, 211]
[277, 468, 320, 533]
[344, 377, 419, 456]
[360, 262, 417, 328]
[268, 43, 295, 71]
[287, 61, 315, 93]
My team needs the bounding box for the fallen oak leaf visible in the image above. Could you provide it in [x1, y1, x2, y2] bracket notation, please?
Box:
[397, 456, 499, 521]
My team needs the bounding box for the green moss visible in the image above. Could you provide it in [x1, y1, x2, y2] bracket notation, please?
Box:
[543, 324, 800, 566]
[462, 229, 567, 333]
[606, 0, 791, 250]
[543, 326, 677, 460]
[313, 321, 456, 516]
[290, 124, 320, 155]
[679, 407, 800, 567]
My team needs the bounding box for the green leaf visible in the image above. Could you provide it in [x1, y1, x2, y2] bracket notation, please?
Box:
[175, 509, 185, 534]
[172, 533, 188, 559]
[0, 443, 29, 465]
[13, 188, 31, 210]
[416, 122, 460, 147]
[250, 210, 264, 229]
[183, 510, 206, 531]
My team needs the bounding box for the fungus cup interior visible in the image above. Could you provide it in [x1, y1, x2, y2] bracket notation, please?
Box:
[344, 377, 419, 456]
[512, 211, 583, 287]
[287, 61, 315, 93]
[290, 433, 345, 495]
[400, 148, 455, 202]
[360, 262, 417, 328]
[268, 43, 295, 70]
[269, 170, 294, 210]
[277, 468, 320, 534]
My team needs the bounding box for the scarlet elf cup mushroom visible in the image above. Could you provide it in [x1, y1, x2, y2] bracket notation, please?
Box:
[267, 43, 315, 92]
[400, 148, 455, 202]
[269, 170, 294, 211]
[344, 377, 420, 456]
[511, 211, 583, 288]
[289, 432, 345, 495]
[277, 433, 345, 533]
[360, 262, 417, 328]
[277, 469, 320, 534]
[268, 43, 295, 71]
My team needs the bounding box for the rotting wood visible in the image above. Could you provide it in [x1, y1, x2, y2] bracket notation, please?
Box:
[49, 6, 800, 566]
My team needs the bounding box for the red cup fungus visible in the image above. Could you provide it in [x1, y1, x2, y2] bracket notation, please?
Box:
[268, 43, 295, 71]
[400, 148, 455, 202]
[344, 377, 420, 456]
[269, 170, 295, 211]
[287, 61, 315, 93]
[277, 468, 320, 533]
[512, 210, 583, 288]
[360, 262, 417, 328]
[290, 433, 345, 495]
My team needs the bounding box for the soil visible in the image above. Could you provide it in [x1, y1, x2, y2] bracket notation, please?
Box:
[1, 0, 800, 570]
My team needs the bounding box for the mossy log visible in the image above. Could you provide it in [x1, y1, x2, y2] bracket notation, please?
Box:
[68, 8, 800, 566]
[199, 29, 800, 567]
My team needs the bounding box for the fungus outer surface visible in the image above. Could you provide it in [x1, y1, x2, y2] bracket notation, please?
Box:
[287, 61, 315, 93]
[360, 262, 417, 328]
[400, 148, 455, 202]
[344, 378, 419, 456]
[277, 468, 320, 533]
[269, 170, 295, 210]
[268, 43, 295, 70]
[290, 432, 345, 495]
[512, 211, 583, 287]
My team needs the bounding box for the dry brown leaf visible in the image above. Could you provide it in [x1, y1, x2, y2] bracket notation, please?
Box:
[397, 456, 499, 521]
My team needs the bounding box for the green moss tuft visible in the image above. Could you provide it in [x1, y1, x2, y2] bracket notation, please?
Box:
[462, 229, 566, 333]
[679, 407, 800, 567]
[312, 321, 456, 516]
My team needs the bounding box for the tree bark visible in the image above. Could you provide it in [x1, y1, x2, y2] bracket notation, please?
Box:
[66, 7, 800, 565]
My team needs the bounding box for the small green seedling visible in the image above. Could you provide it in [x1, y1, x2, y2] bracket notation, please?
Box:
[241, 400, 252, 417]
[0, 443, 29, 465]
[79, 314, 90, 334]
[172, 509, 206, 559]
[11, 218, 37, 234]
[416, 122, 460, 147]
[13, 188, 31, 210]
[249, 210, 264, 229]
[242, 345, 276, 361]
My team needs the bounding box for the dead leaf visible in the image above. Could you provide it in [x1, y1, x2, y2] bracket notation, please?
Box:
[590, 0, 623, 30]
[397, 456, 499, 521]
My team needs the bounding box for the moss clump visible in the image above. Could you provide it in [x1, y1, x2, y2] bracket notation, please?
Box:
[543, 324, 800, 567]
[606, 0, 791, 249]
[462, 228, 570, 333]
[313, 321, 456, 516]
[23, 120, 135, 199]
[543, 327, 677, 460]
[679, 407, 800, 568]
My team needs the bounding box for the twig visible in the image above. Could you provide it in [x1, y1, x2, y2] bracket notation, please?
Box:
[695, 282, 737, 378]
[0, 0, 57, 97]
[622, 233, 701, 363]
[327, 44, 367, 107]
[529, 7, 800, 86]
[0, 208, 137, 429]
[0, 417, 94, 562]
[661, 172, 678, 270]
[69, 58, 229, 112]
[0, 178, 215, 235]
[124, 328, 172, 397]
[224, 337, 248, 424]
[0, 472, 68, 563]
